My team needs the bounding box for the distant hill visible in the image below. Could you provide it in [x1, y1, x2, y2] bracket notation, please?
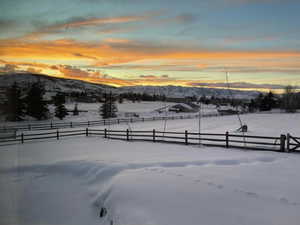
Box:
[0, 73, 259, 99]
[0, 73, 115, 94]
[119, 85, 259, 99]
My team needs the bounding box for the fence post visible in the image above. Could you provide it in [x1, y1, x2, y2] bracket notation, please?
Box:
[153, 129, 156, 142]
[286, 133, 290, 152]
[21, 133, 24, 144]
[86, 128, 89, 137]
[280, 134, 286, 152]
[143, 117, 145, 122]
[104, 128, 107, 138]
[70, 122, 73, 128]
[117, 119, 120, 124]
[130, 118, 133, 123]
[226, 131, 229, 148]
[28, 124, 31, 130]
[51, 121, 53, 129]
[185, 130, 188, 145]
[126, 129, 129, 141]
[56, 130, 59, 140]
[88, 121, 90, 127]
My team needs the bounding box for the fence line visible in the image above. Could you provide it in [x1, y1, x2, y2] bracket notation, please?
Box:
[0, 128, 298, 153]
[0, 113, 222, 132]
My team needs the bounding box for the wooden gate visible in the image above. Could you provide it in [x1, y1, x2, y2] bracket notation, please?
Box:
[287, 134, 300, 152]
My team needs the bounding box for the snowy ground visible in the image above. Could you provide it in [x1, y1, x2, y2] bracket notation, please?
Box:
[55, 112, 300, 137]
[1, 137, 300, 225]
[2, 110, 300, 225]
[1, 101, 217, 126]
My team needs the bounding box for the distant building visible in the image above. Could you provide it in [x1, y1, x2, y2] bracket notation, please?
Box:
[168, 103, 196, 113]
[217, 105, 239, 115]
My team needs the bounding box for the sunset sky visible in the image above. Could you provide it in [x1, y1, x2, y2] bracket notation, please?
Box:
[1, 0, 300, 91]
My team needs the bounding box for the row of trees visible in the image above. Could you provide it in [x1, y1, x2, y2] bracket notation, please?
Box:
[197, 86, 299, 113]
[2, 82, 76, 121]
[3, 82, 49, 121]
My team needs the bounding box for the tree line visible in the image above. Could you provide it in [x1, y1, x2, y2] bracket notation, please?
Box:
[1, 81, 299, 122]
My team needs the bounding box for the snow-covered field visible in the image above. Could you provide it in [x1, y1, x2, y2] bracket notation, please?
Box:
[1, 112, 300, 225]
[0, 101, 207, 125]
[1, 137, 300, 225]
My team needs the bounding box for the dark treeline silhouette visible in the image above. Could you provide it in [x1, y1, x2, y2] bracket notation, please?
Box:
[1, 82, 300, 122]
[2, 81, 49, 121]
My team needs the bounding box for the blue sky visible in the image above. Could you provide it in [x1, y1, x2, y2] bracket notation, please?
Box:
[1, 0, 300, 91]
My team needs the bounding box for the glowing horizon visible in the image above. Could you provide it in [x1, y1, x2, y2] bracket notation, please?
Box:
[1, 0, 300, 93]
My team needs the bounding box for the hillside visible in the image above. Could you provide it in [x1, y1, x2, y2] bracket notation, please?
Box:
[0, 73, 259, 99]
[119, 85, 260, 99]
[0, 73, 115, 94]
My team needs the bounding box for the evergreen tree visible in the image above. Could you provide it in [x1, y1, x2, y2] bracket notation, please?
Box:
[73, 103, 79, 116]
[99, 92, 118, 119]
[53, 92, 68, 120]
[4, 82, 26, 121]
[26, 81, 49, 120]
[118, 96, 124, 104]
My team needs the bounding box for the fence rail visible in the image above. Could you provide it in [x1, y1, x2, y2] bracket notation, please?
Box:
[0, 113, 221, 132]
[0, 127, 298, 153]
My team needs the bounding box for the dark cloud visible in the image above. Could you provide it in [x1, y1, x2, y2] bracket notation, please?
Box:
[0, 19, 17, 30]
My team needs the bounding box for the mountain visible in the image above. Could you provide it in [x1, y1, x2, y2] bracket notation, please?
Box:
[0, 73, 259, 99]
[119, 85, 259, 99]
[0, 73, 115, 94]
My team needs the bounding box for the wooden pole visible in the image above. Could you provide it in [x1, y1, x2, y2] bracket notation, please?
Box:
[86, 128, 89, 137]
[226, 131, 229, 148]
[21, 133, 24, 144]
[280, 134, 286, 152]
[153, 129, 156, 142]
[104, 128, 107, 138]
[56, 130, 59, 140]
[185, 130, 188, 145]
[126, 129, 129, 141]
[286, 134, 290, 152]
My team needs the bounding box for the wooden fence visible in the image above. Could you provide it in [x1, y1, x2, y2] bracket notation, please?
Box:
[0, 113, 220, 132]
[0, 128, 297, 153]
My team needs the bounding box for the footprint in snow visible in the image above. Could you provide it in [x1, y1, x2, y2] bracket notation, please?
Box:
[217, 185, 224, 189]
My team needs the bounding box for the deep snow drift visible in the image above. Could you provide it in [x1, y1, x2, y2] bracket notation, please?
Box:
[1, 136, 300, 225]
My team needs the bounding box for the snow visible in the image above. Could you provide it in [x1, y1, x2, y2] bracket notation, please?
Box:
[1, 133, 300, 225]
[1, 111, 300, 225]
[88, 112, 300, 137]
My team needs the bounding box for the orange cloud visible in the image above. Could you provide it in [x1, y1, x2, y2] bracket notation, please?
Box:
[2, 38, 300, 68]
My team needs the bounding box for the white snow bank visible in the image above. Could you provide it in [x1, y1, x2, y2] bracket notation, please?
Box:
[1, 137, 300, 225]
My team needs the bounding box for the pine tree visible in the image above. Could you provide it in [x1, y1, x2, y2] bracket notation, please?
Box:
[99, 92, 118, 119]
[26, 81, 49, 120]
[73, 103, 79, 116]
[53, 92, 68, 120]
[55, 104, 68, 120]
[4, 82, 26, 121]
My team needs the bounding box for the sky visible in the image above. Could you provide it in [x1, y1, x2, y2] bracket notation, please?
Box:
[0, 0, 300, 92]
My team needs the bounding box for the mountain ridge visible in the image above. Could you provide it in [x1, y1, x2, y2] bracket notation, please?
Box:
[0, 73, 259, 99]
